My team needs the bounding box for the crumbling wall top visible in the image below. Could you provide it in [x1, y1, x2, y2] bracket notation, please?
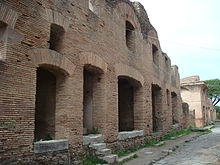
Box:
[180, 76, 208, 89]
[105, 0, 156, 40]
[171, 65, 180, 88]
[181, 76, 200, 84]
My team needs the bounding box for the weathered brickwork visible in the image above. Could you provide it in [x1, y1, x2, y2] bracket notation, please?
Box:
[181, 76, 216, 127]
[182, 102, 189, 129]
[0, 0, 185, 163]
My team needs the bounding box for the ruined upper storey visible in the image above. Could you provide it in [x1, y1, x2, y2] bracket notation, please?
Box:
[1, 0, 172, 74]
[106, 0, 157, 39]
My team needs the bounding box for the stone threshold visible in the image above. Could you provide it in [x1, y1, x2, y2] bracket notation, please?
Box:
[34, 139, 69, 153]
[117, 130, 144, 140]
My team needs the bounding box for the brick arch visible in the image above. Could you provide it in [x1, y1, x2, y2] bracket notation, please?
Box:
[115, 63, 144, 86]
[116, 2, 141, 30]
[29, 48, 75, 76]
[45, 8, 70, 31]
[0, 4, 18, 28]
[79, 52, 108, 72]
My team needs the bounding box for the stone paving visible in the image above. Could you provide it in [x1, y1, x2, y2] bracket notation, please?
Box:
[125, 123, 220, 165]
[154, 123, 220, 165]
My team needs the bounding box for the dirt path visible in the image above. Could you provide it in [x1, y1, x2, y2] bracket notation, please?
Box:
[125, 124, 220, 165]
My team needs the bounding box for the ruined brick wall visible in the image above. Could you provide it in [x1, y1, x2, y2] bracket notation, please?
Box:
[189, 109, 196, 126]
[170, 66, 183, 128]
[182, 102, 190, 128]
[0, 0, 182, 163]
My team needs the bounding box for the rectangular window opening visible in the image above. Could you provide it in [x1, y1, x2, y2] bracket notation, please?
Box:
[126, 21, 135, 51]
[49, 24, 65, 52]
[152, 44, 159, 65]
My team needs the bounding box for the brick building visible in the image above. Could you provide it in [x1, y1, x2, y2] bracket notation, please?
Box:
[0, 0, 185, 163]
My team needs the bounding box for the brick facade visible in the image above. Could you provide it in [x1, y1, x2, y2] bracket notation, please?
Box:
[0, 0, 185, 163]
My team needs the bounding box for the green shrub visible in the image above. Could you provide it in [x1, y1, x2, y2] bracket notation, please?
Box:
[91, 128, 99, 134]
[160, 129, 192, 141]
[144, 138, 158, 147]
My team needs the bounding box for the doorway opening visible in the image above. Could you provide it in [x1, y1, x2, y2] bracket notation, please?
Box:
[152, 84, 162, 132]
[83, 66, 103, 135]
[171, 92, 178, 124]
[35, 68, 57, 140]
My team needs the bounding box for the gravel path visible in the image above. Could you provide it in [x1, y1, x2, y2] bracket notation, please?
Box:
[124, 123, 220, 165]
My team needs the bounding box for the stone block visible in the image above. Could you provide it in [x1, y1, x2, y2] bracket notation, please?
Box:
[34, 139, 69, 153]
[118, 130, 144, 140]
[89, 143, 106, 151]
[96, 148, 112, 156]
[83, 134, 104, 145]
[101, 154, 118, 164]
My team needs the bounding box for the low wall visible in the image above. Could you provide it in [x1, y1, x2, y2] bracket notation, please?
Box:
[1, 150, 70, 165]
[0, 139, 84, 165]
[107, 130, 145, 151]
[0, 130, 177, 164]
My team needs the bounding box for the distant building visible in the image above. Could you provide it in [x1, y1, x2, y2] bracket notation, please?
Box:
[181, 76, 216, 127]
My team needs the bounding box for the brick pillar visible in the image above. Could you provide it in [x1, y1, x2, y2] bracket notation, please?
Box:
[93, 73, 107, 134]
[55, 66, 83, 147]
[161, 88, 170, 133]
[105, 69, 118, 142]
[163, 89, 172, 132]
[143, 83, 152, 135]
[152, 84, 163, 132]
[134, 86, 145, 130]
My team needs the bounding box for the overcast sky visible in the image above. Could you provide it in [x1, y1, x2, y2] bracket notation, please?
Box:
[132, 0, 220, 80]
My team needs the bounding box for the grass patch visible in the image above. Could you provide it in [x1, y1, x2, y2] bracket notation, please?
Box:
[114, 146, 141, 157]
[114, 139, 159, 157]
[115, 154, 138, 165]
[80, 156, 107, 165]
[91, 128, 99, 134]
[160, 129, 193, 141]
[143, 138, 158, 147]
[189, 125, 199, 129]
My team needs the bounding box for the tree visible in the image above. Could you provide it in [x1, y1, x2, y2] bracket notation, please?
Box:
[215, 106, 220, 119]
[215, 105, 220, 112]
[205, 79, 220, 106]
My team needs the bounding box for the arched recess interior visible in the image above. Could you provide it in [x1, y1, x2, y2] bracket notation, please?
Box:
[29, 48, 75, 140]
[80, 52, 108, 135]
[115, 63, 144, 131]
